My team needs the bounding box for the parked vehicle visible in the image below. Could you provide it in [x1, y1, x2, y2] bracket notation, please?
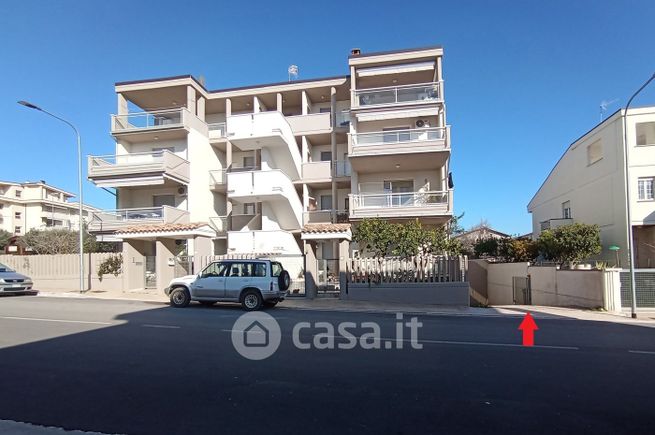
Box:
[165, 259, 291, 310]
[0, 262, 36, 295]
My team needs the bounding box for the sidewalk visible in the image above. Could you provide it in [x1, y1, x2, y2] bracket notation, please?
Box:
[34, 288, 655, 325]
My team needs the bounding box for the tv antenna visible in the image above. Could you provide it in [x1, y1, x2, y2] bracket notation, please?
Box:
[288, 65, 299, 82]
[600, 98, 618, 121]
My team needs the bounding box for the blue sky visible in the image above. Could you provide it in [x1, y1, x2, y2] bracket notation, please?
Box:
[1, 0, 654, 235]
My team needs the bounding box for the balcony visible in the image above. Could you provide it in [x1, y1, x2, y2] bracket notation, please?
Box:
[88, 151, 190, 188]
[349, 191, 452, 220]
[352, 82, 442, 109]
[209, 169, 227, 192]
[303, 210, 350, 225]
[208, 122, 227, 142]
[87, 206, 190, 233]
[111, 108, 193, 142]
[286, 113, 331, 135]
[350, 126, 449, 158]
[302, 160, 351, 182]
[540, 218, 573, 231]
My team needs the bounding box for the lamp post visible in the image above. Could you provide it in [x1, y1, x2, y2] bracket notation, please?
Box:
[622, 72, 655, 319]
[18, 101, 85, 293]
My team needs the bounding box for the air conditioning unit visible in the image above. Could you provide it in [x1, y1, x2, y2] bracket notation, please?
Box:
[177, 186, 187, 196]
[415, 119, 430, 128]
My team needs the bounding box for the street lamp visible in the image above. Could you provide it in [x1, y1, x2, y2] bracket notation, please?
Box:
[17, 100, 85, 293]
[622, 72, 655, 319]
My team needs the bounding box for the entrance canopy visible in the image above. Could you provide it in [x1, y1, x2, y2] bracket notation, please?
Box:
[114, 222, 216, 240]
[301, 223, 352, 241]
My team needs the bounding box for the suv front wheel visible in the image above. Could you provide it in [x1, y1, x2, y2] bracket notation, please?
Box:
[170, 287, 190, 308]
[241, 289, 263, 311]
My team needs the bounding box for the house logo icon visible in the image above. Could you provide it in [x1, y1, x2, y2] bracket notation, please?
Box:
[231, 312, 281, 360]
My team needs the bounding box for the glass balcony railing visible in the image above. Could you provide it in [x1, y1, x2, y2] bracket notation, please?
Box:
[353, 82, 441, 108]
[111, 108, 186, 132]
[352, 127, 447, 147]
[351, 191, 450, 210]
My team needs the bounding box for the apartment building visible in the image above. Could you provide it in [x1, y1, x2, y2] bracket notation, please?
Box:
[87, 45, 453, 291]
[0, 180, 95, 235]
[528, 107, 655, 267]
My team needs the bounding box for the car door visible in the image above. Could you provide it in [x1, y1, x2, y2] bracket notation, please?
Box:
[224, 262, 249, 301]
[190, 262, 227, 299]
[250, 262, 270, 293]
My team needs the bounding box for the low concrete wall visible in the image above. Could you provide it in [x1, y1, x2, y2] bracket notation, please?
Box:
[487, 262, 529, 305]
[0, 253, 123, 292]
[342, 282, 470, 306]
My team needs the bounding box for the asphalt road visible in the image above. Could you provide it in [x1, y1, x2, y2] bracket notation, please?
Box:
[0, 296, 654, 435]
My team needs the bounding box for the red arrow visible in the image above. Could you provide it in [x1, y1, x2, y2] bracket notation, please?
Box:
[518, 312, 538, 346]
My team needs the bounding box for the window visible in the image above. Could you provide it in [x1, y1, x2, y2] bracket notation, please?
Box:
[320, 151, 332, 162]
[244, 203, 256, 215]
[243, 156, 255, 169]
[562, 201, 572, 219]
[14, 226, 21, 234]
[201, 262, 228, 278]
[253, 263, 267, 277]
[638, 178, 654, 200]
[320, 195, 332, 211]
[153, 195, 175, 208]
[14, 212, 21, 220]
[319, 107, 331, 113]
[15, 190, 21, 198]
[587, 140, 602, 165]
[636, 122, 655, 146]
[271, 262, 283, 277]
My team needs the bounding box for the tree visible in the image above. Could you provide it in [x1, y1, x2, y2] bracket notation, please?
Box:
[0, 229, 11, 250]
[353, 218, 462, 258]
[498, 238, 539, 262]
[22, 228, 119, 255]
[473, 237, 500, 258]
[537, 223, 602, 267]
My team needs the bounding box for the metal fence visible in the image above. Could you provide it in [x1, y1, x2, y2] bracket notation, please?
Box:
[348, 255, 468, 284]
[620, 270, 655, 307]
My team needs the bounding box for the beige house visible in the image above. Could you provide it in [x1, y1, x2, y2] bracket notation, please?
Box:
[87, 45, 453, 292]
[528, 107, 655, 267]
[0, 180, 96, 236]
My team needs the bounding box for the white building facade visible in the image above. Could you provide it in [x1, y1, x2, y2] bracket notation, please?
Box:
[88, 45, 454, 291]
[528, 107, 655, 268]
[0, 180, 95, 235]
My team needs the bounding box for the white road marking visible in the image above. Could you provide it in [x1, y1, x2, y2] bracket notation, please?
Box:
[142, 324, 180, 329]
[629, 350, 655, 355]
[0, 316, 113, 326]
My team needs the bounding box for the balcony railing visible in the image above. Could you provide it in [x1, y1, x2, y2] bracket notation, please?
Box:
[302, 160, 351, 181]
[352, 127, 447, 146]
[88, 206, 189, 233]
[353, 82, 442, 108]
[350, 191, 450, 210]
[208, 122, 227, 140]
[209, 169, 227, 190]
[335, 110, 351, 128]
[87, 150, 190, 185]
[111, 108, 187, 132]
[303, 210, 350, 224]
[209, 216, 229, 236]
[335, 160, 351, 177]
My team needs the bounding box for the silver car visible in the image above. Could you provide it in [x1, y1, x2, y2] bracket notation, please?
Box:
[0, 262, 36, 295]
[164, 259, 291, 311]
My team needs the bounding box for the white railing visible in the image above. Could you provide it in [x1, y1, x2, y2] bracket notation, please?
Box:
[228, 230, 301, 255]
[111, 108, 187, 132]
[209, 169, 227, 188]
[335, 110, 351, 127]
[87, 150, 190, 183]
[353, 82, 442, 108]
[351, 127, 447, 146]
[350, 191, 450, 209]
[208, 122, 227, 139]
[88, 205, 189, 232]
[349, 255, 468, 283]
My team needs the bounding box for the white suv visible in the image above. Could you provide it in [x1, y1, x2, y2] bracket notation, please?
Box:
[164, 259, 291, 311]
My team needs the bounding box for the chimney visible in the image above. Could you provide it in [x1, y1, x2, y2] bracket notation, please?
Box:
[350, 48, 361, 56]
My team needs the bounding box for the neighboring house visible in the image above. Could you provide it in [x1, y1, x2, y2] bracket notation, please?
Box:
[0, 180, 97, 235]
[87, 45, 453, 291]
[454, 225, 510, 245]
[528, 107, 655, 268]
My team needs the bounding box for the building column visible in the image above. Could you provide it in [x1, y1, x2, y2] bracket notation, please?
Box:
[197, 96, 206, 122]
[304, 240, 317, 299]
[122, 240, 145, 291]
[276, 93, 283, 112]
[226, 98, 232, 117]
[330, 87, 337, 222]
[301, 91, 309, 115]
[156, 239, 177, 292]
[186, 86, 196, 115]
[117, 93, 128, 116]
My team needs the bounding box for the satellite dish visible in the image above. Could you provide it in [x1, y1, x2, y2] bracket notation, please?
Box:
[288, 65, 299, 82]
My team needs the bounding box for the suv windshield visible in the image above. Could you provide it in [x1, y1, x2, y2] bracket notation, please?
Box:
[0, 262, 14, 273]
[271, 262, 283, 277]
